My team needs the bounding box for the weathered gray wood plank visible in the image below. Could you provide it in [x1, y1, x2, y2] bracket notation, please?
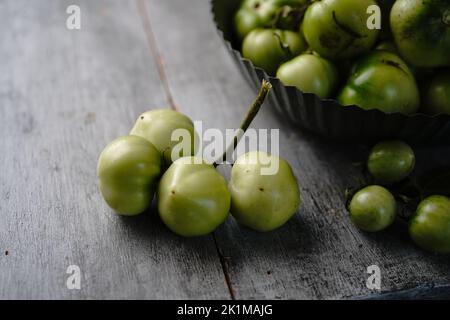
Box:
[144, 0, 450, 299]
[0, 0, 229, 299]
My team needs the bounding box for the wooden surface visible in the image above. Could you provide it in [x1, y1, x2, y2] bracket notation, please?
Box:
[0, 0, 449, 299]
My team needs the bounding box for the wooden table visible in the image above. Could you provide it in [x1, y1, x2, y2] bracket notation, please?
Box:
[0, 0, 449, 299]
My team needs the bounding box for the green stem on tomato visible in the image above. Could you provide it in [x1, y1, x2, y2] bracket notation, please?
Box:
[213, 79, 272, 167]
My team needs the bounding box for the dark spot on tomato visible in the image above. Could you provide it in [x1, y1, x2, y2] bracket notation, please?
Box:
[254, 2, 260, 9]
[259, 187, 264, 191]
[320, 32, 342, 50]
[140, 116, 144, 120]
[171, 190, 176, 195]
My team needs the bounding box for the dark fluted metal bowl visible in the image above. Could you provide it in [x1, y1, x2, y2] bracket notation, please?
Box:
[211, 0, 450, 146]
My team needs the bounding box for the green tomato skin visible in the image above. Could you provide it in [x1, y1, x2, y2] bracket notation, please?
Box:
[349, 185, 397, 232]
[277, 53, 338, 99]
[391, 0, 450, 68]
[234, 0, 310, 41]
[130, 109, 197, 166]
[234, 8, 265, 42]
[367, 141, 415, 185]
[229, 151, 300, 232]
[97, 135, 162, 216]
[157, 157, 230, 237]
[424, 71, 450, 115]
[242, 28, 307, 75]
[409, 196, 450, 254]
[302, 0, 380, 60]
[338, 51, 420, 114]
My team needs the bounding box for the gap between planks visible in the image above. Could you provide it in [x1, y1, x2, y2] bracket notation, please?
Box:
[135, 0, 236, 300]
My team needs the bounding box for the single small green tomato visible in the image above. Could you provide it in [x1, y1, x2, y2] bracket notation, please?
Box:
[277, 53, 338, 99]
[97, 135, 162, 216]
[234, 0, 309, 41]
[229, 151, 300, 232]
[130, 109, 197, 166]
[234, 0, 281, 42]
[391, 0, 450, 67]
[349, 185, 396, 232]
[157, 157, 230, 237]
[424, 71, 450, 115]
[338, 51, 420, 114]
[367, 140, 415, 184]
[409, 195, 450, 254]
[302, 0, 380, 60]
[242, 28, 307, 75]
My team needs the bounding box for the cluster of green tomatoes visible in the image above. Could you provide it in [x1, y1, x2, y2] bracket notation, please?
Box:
[97, 81, 301, 237]
[348, 141, 450, 254]
[235, 0, 450, 114]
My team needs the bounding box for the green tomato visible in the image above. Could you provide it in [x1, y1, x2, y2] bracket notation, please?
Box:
[242, 28, 307, 75]
[367, 141, 415, 185]
[409, 195, 450, 253]
[349, 185, 397, 232]
[302, 0, 379, 60]
[229, 151, 300, 232]
[277, 53, 338, 99]
[130, 109, 197, 166]
[424, 71, 450, 115]
[391, 0, 450, 68]
[234, 0, 310, 41]
[157, 157, 230, 237]
[97, 135, 162, 216]
[338, 51, 420, 114]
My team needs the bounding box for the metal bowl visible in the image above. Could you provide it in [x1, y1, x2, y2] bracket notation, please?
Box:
[211, 0, 450, 146]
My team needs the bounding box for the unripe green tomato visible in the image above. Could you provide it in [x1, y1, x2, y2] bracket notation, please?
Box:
[367, 141, 415, 185]
[424, 71, 450, 115]
[391, 0, 450, 68]
[229, 151, 300, 232]
[234, 0, 280, 42]
[302, 0, 379, 60]
[158, 157, 230, 237]
[338, 51, 420, 114]
[349, 185, 396, 232]
[409, 195, 450, 254]
[234, 0, 310, 41]
[242, 28, 307, 75]
[277, 53, 338, 99]
[130, 109, 197, 166]
[97, 135, 162, 216]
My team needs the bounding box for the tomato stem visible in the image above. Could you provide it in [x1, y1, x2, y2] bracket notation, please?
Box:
[213, 80, 272, 167]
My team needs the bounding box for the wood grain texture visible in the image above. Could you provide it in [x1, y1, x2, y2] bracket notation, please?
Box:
[0, 0, 229, 299]
[0, 0, 449, 300]
[144, 0, 450, 299]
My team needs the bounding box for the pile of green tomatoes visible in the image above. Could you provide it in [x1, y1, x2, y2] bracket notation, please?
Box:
[235, 0, 450, 115]
[97, 81, 301, 237]
[348, 140, 450, 254]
